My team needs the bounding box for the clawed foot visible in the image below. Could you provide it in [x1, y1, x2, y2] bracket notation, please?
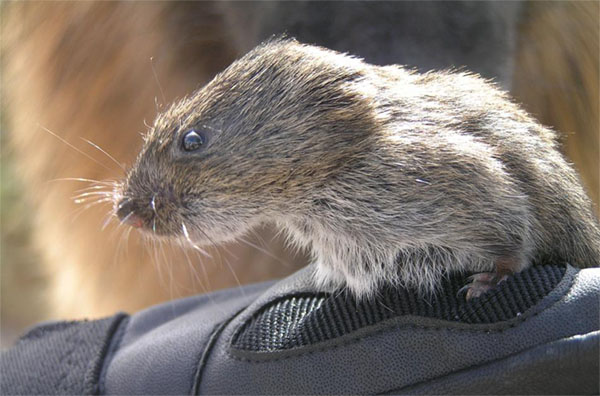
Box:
[459, 272, 509, 300]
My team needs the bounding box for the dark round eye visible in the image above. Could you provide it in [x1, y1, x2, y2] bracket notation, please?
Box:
[182, 130, 205, 152]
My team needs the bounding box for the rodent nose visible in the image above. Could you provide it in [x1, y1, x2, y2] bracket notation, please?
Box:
[116, 198, 144, 228]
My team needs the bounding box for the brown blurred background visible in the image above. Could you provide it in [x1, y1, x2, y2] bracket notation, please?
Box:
[1, 1, 598, 347]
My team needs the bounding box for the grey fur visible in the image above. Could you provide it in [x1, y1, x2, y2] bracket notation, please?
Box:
[117, 39, 600, 298]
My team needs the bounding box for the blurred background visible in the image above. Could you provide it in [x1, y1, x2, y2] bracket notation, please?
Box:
[1, 1, 598, 346]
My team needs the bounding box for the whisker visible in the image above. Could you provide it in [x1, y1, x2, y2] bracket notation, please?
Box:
[189, 226, 243, 295]
[73, 196, 113, 206]
[80, 137, 126, 172]
[181, 222, 212, 259]
[73, 184, 113, 194]
[73, 195, 113, 207]
[188, 248, 227, 315]
[119, 212, 134, 226]
[238, 235, 288, 266]
[114, 224, 128, 271]
[248, 227, 293, 268]
[73, 198, 112, 207]
[223, 255, 245, 297]
[45, 177, 110, 184]
[69, 198, 113, 223]
[150, 235, 163, 288]
[37, 124, 115, 173]
[159, 240, 178, 310]
[181, 245, 208, 294]
[191, 225, 225, 271]
[102, 213, 117, 231]
[150, 56, 167, 106]
[72, 191, 113, 200]
[72, 191, 112, 199]
[191, 248, 213, 290]
[123, 226, 133, 257]
[151, 194, 158, 214]
[249, 228, 269, 250]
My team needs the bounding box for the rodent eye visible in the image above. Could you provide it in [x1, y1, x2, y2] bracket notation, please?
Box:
[182, 130, 205, 152]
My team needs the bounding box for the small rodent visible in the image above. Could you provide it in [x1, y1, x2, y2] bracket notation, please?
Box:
[115, 39, 600, 298]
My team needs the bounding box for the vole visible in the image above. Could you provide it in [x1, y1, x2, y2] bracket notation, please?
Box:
[115, 39, 600, 299]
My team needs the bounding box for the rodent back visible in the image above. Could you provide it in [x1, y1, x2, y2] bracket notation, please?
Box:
[119, 39, 600, 296]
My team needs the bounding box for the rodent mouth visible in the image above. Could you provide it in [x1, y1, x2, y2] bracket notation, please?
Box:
[115, 196, 182, 237]
[116, 198, 144, 228]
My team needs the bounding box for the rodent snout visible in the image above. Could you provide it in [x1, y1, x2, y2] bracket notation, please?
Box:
[116, 198, 144, 228]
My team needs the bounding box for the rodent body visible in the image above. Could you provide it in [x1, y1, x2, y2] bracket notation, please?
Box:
[3, 2, 598, 327]
[118, 39, 600, 297]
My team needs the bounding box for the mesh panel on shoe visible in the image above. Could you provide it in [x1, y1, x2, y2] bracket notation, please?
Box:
[232, 265, 566, 352]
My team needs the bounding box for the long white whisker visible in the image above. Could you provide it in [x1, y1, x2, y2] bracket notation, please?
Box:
[113, 224, 128, 272]
[73, 196, 113, 206]
[181, 245, 208, 294]
[73, 185, 113, 194]
[181, 222, 212, 259]
[188, 225, 242, 295]
[151, 194, 158, 215]
[187, 247, 226, 314]
[158, 240, 178, 309]
[37, 124, 114, 173]
[119, 212, 134, 226]
[45, 177, 111, 184]
[248, 228, 294, 268]
[238, 235, 288, 266]
[191, 225, 225, 271]
[72, 191, 113, 200]
[80, 137, 126, 172]
[102, 214, 117, 231]
[72, 198, 112, 207]
[124, 226, 133, 257]
[222, 255, 245, 297]
[150, 56, 167, 106]
[150, 236, 164, 288]
[69, 201, 113, 225]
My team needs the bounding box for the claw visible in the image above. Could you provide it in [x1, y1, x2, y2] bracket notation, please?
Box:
[457, 284, 472, 298]
[465, 273, 496, 284]
[459, 272, 509, 301]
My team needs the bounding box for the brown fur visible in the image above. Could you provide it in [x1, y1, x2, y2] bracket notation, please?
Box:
[117, 39, 600, 297]
[1, 2, 597, 320]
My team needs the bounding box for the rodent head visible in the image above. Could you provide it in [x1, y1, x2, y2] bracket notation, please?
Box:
[115, 39, 378, 245]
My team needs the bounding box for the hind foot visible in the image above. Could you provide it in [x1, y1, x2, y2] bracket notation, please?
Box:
[459, 256, 523, 300]
[459, 272, 509, 300]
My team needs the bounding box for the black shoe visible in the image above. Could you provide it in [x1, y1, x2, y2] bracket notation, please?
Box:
[2, 264, 598, 395]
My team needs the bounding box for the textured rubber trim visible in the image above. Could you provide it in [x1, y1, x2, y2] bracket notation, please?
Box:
[386, 330, 600, 395]
[232, 265, 565, 352]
